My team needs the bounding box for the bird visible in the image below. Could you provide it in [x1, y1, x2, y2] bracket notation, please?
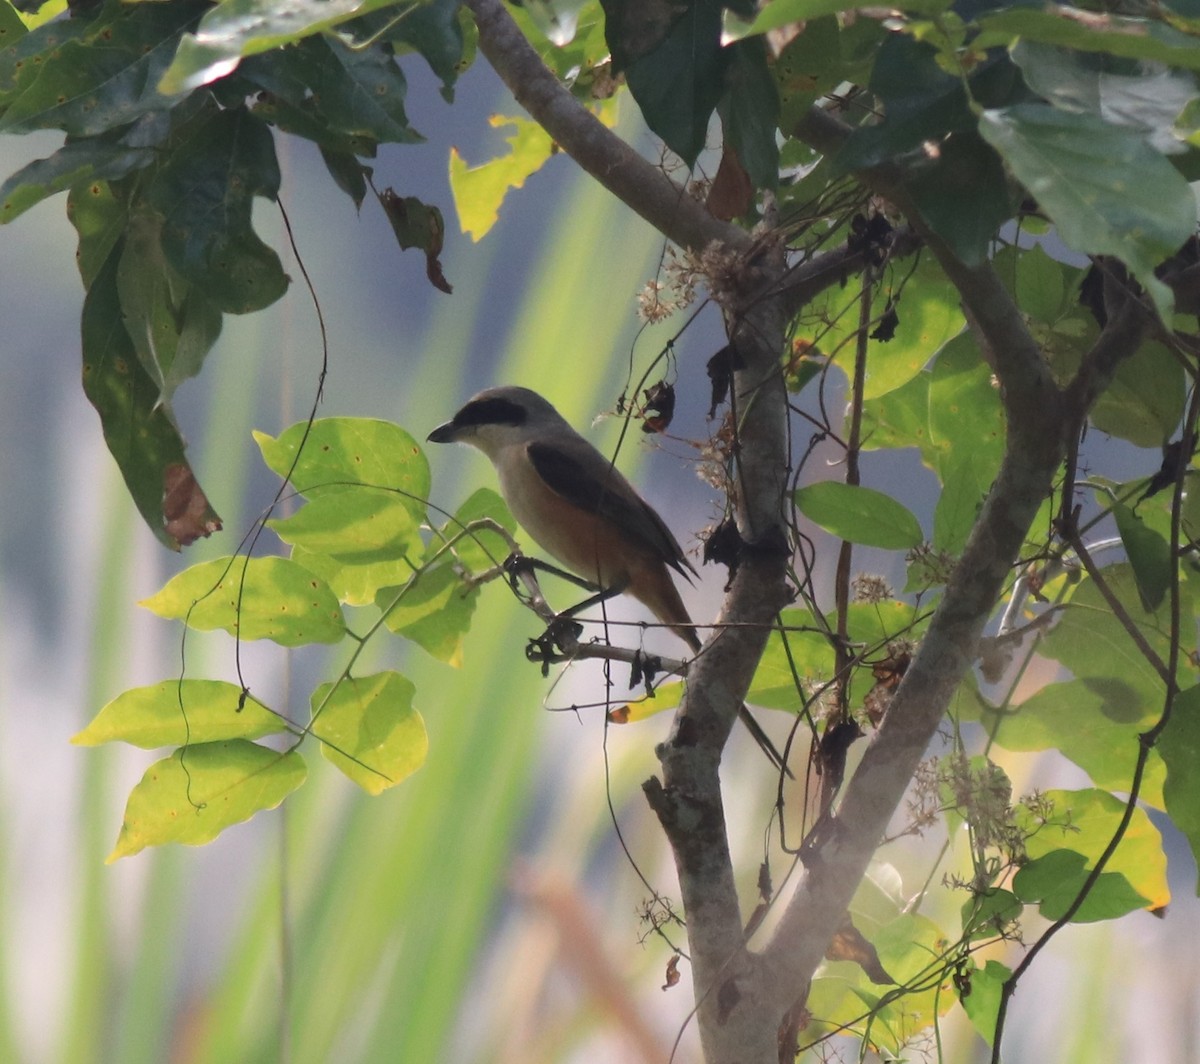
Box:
[427, 385, 788, 773]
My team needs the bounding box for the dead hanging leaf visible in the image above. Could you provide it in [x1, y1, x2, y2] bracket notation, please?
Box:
[705, 343, 744, 416]
[863, 648, 911, 726]
[777, 985, 812, 1061]
[378, 188, 453, 294]
[869, 298, 900, 341]
[639, 380, 676, 434]
[825, 916, 894, 985]
[662, 953, 681, 991]
[815, 719, 863, 813]
[607, 705, 631, 724]
[707, 144, 753, 221]
[162, 463, 221, 547]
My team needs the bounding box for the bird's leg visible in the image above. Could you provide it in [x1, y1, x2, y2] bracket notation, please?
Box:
[503, 552, 601, 593]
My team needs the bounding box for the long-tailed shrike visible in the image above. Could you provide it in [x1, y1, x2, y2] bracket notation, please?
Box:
[427, 385, 786, 771]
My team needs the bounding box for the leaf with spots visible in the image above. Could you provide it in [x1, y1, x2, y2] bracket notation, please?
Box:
[979, 104, 1195, 317]
[145, 102, 288, 315]
[73, 680, 286, 749]
[77, 222, 221, 549]
[255, 417, 430, 527]
[312, 671, 427, 794]
[140, 556, 346, 646]
[108, 740, 306, 860]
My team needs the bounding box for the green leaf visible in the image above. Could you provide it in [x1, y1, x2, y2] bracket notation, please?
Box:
[78, 233, 221, 549]
[859, 366, 931, 457]
[906, 131, 1014, 266]
[243, 34, 421, 146]
[140, 556, 347, 646]
[69, 179, 126, 288]
[0, 1, 198, 136]
[720, 37, 779, 189]
[449, 114, 557, 241]
[158, 0, 407, 94]
[977, 7, 1200, 73]
[367, 0, 465, 101]
[613, 679, 685, 723]
[615, 0, 726, 166]
[933, 447, 985, 554]
[1113, 502, 1172, 611]
[108, 740, 306, 860]
[378, 563, 479, 667]
[748, 608, 833, 710]
[835, 37, 1021, 173]
[1012, 242, 1067, 325]
[288, 545, 414, 608]
[1039, 563, 1187, 704]
[312, 672, 427, 795]
[1016, 787, 1169, 913]
[146, 104, 288, 314]
[433, 486, 518, 573]
[968, 679, 1166, 807]
[1012, 848, 1149, 922]
[960, 960, 1011, 1047]
[978, 104, 1196, 317]
[1159, 684, 1200, 886]
[725, 0, 952, 39]
[1090, 341, 1185, 448]
[73, 680, 285, 749]
[116, 206, 223, 407]
[1012, 41, 1196, 157]
[269, 488, 423, 563]
[794, 482, 923, 549]
[0, 136, 152, 225]
[254, 417, 430, 518]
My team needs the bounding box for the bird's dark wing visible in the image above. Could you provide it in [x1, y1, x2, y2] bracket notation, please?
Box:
[526, 441, 696, 579]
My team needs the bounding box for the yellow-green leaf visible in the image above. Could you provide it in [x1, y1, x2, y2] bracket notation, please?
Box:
[449, 114, 556, 241]
[378, 563, 478, 666]
[108, 740, 306, 861]
[73, 680, 285, 748]
[611, 680, 684, 723]
[140, 556, 346, 646]
[312, 672, 427, 795]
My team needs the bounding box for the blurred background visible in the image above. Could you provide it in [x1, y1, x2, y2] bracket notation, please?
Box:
[0, 39, 1197, 1064]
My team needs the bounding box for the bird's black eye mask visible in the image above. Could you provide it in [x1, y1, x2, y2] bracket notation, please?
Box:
[453, 397, 527, 429]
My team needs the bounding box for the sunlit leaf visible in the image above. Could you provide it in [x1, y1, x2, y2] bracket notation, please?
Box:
[313, 672, 427, 795]
[971, 679, 1166, 808]
[432, 486, 517, 574]
[108, 740, 306, 860]
[961, 960, 1011, 1047]
[269, 488, 423, 562]
[449, 114, 557, 241]
[254, 417, 429, 520]
[140, 556, 346, 645]
[611, 680, 684, 723]
[1016, 787, 1169, 913]
[378, 563, 478, 666]
[73, 680, 285, 749]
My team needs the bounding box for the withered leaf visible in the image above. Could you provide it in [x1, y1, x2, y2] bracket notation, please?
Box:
[825, 916, 894, 985]
[706, 144, 753, 221]
[162, 463, 221, 547]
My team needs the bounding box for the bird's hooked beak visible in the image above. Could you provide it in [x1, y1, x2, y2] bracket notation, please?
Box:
[426, 419, 459, 444]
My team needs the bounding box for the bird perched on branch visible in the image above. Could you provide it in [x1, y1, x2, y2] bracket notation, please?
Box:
[427, 385, 788, 773]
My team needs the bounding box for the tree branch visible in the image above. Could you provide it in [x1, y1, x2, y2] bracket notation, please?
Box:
[466, 0, 749, 256]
